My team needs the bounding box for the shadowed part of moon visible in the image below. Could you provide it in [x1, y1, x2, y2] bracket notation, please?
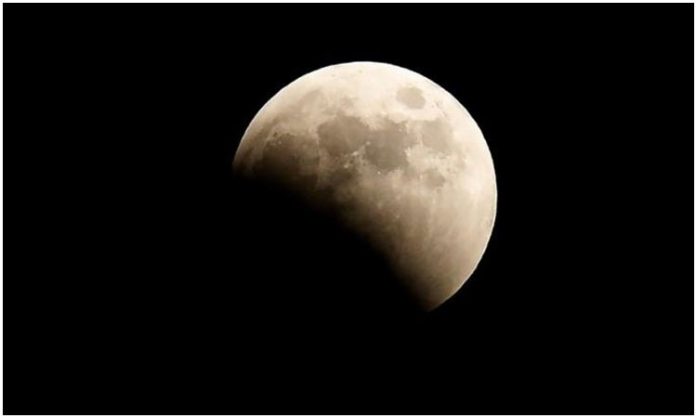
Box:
[259, 133, 319, 190]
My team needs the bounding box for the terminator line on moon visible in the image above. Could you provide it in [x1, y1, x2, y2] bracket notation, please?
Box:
[233, 62, 497, 311]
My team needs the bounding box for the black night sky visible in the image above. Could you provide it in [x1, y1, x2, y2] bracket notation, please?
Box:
[4, 4, 694, 414]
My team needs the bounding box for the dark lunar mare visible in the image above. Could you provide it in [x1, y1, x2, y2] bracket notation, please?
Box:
[228, 173, 423, 324]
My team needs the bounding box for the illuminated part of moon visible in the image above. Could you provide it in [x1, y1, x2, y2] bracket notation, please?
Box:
[233, 62, 497, 311]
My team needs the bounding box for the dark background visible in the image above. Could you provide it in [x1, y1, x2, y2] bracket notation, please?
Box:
[4, 4, 694, 414]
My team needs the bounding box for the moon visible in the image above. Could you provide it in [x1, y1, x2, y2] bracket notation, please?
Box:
[233, 62, 496, 311]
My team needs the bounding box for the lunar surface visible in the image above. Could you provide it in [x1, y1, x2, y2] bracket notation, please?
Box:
[233, 62, 496, 311]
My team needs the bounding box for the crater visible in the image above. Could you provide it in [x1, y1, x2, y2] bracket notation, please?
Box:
[396, 86, 425, 109]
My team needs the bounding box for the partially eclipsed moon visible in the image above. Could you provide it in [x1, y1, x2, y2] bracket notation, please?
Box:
[233, 62, 497, 311]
